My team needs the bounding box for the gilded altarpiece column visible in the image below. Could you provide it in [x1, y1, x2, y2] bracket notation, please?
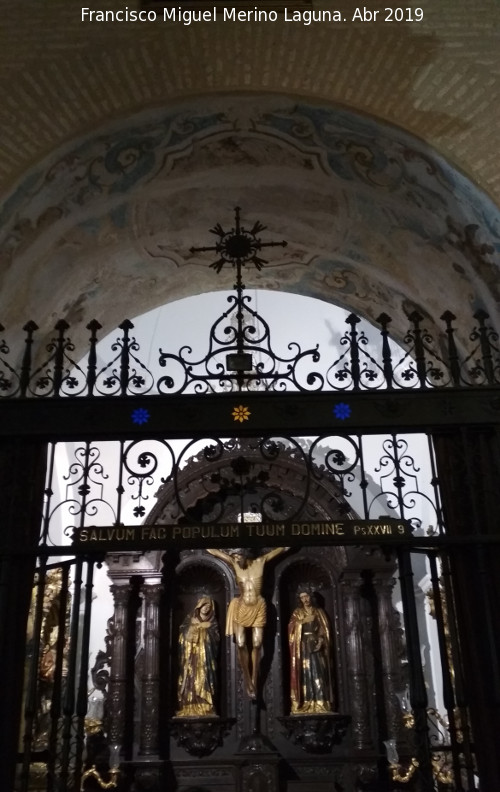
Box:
[341, 573, 372, 749]
[108, 583, 132, 750]
[139, 583, 162, 755]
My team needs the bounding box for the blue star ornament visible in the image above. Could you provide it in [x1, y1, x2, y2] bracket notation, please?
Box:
[131, 407, 150, 426]
[333, 402, 352, 420]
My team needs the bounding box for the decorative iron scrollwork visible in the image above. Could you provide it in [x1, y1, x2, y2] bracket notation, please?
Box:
[2, 209, 499, 399]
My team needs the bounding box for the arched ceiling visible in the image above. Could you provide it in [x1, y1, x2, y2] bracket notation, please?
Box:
[1, 0, 499, 201]
[0, 0, 499, 358]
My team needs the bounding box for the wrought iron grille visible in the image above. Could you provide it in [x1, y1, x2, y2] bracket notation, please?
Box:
[3, 208, 496, 792]
[1, 303, 499, 399]
[17, 429, 479, 792]
[34, 432, 443, 552]
[1, 207, 499, 398]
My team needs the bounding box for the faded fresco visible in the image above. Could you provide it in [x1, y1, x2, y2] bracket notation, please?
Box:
[0, 95, 498, 356]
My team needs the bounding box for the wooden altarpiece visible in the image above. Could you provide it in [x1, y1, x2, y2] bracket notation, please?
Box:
[88, 441, 410, 792]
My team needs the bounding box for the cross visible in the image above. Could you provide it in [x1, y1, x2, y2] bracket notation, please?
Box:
[190, 206, 287, 274]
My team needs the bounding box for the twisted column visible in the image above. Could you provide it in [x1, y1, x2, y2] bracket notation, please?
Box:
[108, 584, 132, 750]
[373, 575, 403, 740]
[139, 583, 163, 755]
[341, 573, 372, 749]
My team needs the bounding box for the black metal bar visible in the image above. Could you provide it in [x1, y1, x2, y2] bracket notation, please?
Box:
[20, 321, 38, 398]
[19, 560, 47, 792]
[408, 311, 427, 388]
[428, 552, 465, 791]
[59, 557, 83, 787]
[37, 557, 78, 572]
[377, 312, 394, 389]
[397, 548, 434, 791]
[0, 323, 16, 395]
[86, 319, 101, 397]
[60, 441, 92, 784]
[6, 531, 500, 559]
[346, 313, 361, 390]
[474, 310, 495, 384]
[46, 563, 70, 792]
[357, 435, 370, 519]
[427, 434, 445, 536]
[73, 559, 95, 789]
[441, 311, 461, 387]
[119, 320, 133, 396]
[460, 427, 500, 705]
[39, 443, 55, 546]
[428, 553, 454, 707]
[474, 543, 500, 700]
[115, 439, 125, 525]
[3, 385, 499, 443]
[53, 320, 69, 397]
[440, 551, 478, 790]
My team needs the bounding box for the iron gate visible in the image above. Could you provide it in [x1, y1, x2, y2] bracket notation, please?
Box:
[1, 213, 500, 791]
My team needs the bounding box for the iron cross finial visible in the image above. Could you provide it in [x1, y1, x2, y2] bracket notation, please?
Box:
[190, 207, 287, 273]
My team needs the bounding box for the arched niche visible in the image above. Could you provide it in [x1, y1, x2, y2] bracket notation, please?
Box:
[278, 555, 339, 717]
[99, 434, 407, 771]
[168, 556, 229, 719]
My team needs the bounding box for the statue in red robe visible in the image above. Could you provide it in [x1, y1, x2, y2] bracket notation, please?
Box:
[288, 589, 334, 714]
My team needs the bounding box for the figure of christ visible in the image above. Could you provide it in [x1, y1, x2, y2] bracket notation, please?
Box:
[206, 547, 289, 698]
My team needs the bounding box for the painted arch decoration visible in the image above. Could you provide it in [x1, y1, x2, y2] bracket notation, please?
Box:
[0, 95, 499, 356]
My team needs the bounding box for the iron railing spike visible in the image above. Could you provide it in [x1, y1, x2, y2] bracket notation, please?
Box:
[440, 310, 456, 323]
[473, 310, 495, 384]
[346, 313, 361, 390]
[1, 305, 499, 397]
[23, 320, 39, 333]
[441, 312, 460, 386]
[473, 308, 489, 322]
[54, 319, 70, 331]
[407, 312, 427, 387]
[378, 313, 394, 389]
[53, 320, 69, 397]
[407, 310, 424, 324]
[119, 321, 132, 395]
[20, 321, 38, 397]
[376, 312, 392, 327]
[119, 318, 134, 331]
[87, 321, 101, 396]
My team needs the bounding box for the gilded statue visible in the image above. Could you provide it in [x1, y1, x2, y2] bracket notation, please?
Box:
[207, 547, 289, 698]
[288, 588, 334, 714]
[176, 597, 219, 717]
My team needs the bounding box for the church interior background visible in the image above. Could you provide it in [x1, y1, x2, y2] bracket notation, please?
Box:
[1, 1, 500, 791]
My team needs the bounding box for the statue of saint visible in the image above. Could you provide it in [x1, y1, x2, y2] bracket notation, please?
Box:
[206, 547, 289, 698]
[176, 596, 219, 717]
[288, 589, 334, 714]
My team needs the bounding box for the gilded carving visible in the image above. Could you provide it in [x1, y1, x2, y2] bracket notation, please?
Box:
[288, 589, 334, 715]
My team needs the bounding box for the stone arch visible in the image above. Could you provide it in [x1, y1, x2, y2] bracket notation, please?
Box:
[3, 0, 500, 206]
[1, 95, 498, 359]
